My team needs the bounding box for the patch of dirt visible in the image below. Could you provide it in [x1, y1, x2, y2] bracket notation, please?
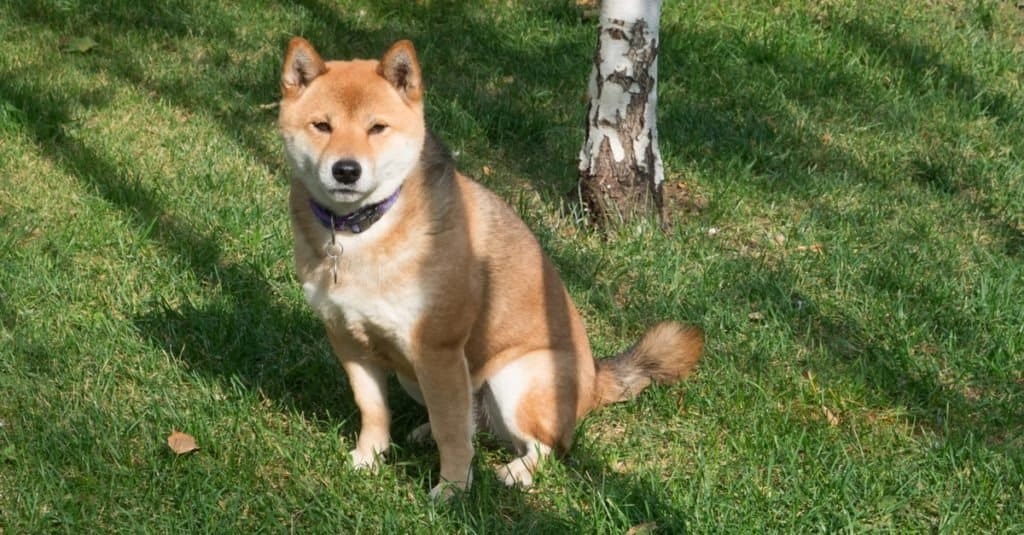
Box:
[661, 180, 707, 225]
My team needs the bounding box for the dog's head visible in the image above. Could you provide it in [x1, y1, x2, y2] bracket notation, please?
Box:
[279, 38, 426, 214]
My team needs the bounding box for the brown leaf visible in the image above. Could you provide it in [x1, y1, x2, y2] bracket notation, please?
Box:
[822, 406, 840, 427]
[482, 165, 492, 176]
[167, 431, 199, 455]
[797, 243, 824, 254]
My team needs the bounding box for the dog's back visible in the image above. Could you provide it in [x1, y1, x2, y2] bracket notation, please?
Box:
[279, 37, 702, 497]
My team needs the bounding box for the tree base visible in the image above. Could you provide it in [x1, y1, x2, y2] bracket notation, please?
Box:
[575, 174, 661, 226]
[571, 175, 706, 229]
[576, 132, 662, 226]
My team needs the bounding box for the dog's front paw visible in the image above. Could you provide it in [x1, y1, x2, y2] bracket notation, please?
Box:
[349, 448, 381, 472]
[428, 476, 470, 500]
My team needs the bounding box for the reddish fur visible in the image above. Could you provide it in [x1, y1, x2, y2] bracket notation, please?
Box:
[280, 37, 703, 493]
[594, 322, 705, 406]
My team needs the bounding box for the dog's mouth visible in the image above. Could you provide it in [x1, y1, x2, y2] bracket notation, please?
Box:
[326, 187, 363, 199]
[322, 187, 373, 214]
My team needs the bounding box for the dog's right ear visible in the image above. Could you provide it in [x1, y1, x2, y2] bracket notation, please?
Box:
[281, 37, 326, 97]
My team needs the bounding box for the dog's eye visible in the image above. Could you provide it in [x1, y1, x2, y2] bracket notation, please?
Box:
[312, 121, 332, 133]
[368, 123, 388, 135]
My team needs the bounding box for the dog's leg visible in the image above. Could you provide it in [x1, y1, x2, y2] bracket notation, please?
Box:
[483, 351, 574, 488]
[396, 372, 425, 405]
[496, 442, 552, 488]
[405, 405, 489, 445]
[396, 373, 435, 443]
[413, 347, 474, 499]
[339, 358, 391, 470]
[328, 331, 391, 470]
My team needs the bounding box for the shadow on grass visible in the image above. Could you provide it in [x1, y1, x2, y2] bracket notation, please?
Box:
[5, 0, 1022, 527]
[833, 15, 1024, 258]
[389, 426, 693, 532]
[654, 7, 1022, 449]
[720, 250, 1023, 449]
[659, 8, 1022, 257]
[2, 1, 686, 527]
[0, 69, 360, 420]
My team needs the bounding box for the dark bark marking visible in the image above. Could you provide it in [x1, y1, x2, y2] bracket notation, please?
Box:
[578, 18, 663, 225]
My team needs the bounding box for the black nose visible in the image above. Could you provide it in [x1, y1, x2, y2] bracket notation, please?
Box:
[331, 159, 362, 184]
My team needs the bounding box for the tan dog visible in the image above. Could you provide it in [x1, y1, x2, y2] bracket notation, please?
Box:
[278, 37, 703, 498]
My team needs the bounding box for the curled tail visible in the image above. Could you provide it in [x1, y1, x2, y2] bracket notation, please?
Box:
[595, 321, 704, 406]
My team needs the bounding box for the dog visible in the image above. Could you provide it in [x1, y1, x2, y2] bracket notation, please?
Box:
[278, 37, 703, 498]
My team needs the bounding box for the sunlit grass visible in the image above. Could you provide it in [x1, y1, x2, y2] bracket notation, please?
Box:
[1, 0, 1021, 532]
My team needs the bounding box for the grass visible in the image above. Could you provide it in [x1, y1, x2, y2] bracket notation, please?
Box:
[1, 0, 1022, 532]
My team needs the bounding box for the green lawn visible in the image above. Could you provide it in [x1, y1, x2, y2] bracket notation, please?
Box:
[1, 0, 1022, 532]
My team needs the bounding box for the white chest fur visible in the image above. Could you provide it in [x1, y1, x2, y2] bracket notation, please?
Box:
[303, 278, 424, 337]
[300, 232, 428, 357]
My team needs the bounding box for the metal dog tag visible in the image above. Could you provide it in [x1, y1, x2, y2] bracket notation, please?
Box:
[325, 241, 342, 284]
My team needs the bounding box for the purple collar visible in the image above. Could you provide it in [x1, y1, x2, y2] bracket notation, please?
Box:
[309, 188, 401, 234]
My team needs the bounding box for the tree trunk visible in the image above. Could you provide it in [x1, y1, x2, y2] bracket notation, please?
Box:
[577, 0, 663, 226]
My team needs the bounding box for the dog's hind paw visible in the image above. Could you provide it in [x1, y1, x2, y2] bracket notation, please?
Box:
[496, 459, 534, 488]
[495, 442, 550, 488]
[406, 423, 433, 444]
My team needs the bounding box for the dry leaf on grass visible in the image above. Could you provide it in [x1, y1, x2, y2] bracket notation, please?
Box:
[748, 311, 765, 322]
[167, 431, 199, 455]
[797, 243, 824, 254]
[823, 406, 841, 427]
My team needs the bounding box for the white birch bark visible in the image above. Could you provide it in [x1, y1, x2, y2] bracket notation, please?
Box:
[577, 0, 663, 223]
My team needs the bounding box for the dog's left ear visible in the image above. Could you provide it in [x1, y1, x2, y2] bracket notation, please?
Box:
[378, 40, 422, 103]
